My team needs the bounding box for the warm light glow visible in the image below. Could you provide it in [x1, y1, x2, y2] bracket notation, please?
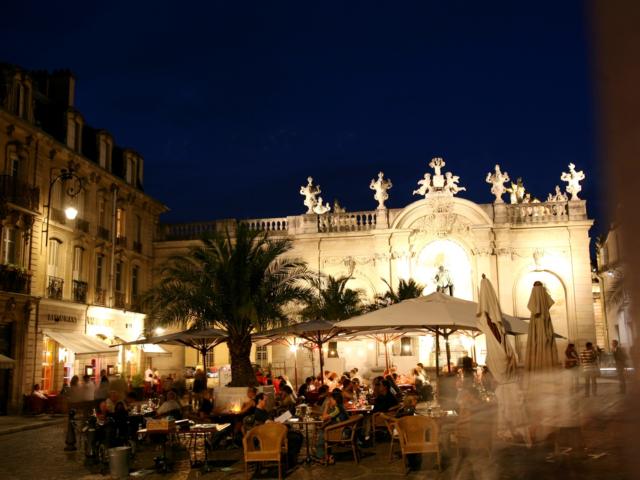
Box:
[58, 347, 68, 363]
[460, 334, 474, 351]
[154, 327, 165, 335]
[414, 239, 473, 300]
[125, 350, 133, 362]
[64, 206, 78, 220]
[289, 344, 298, 353]
[367, 342, 374, 350]
[402, 344, 411, 352]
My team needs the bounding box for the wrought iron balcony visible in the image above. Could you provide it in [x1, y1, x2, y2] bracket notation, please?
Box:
[47, 276, 64, 300]
[130, 293, 141, 312]
[94, 287, 106, 306]
[97, 227, 111, 241]
[72, 280, 88, 303]
[114, 291, 126, 309]
[0, 175, 40, 212]
[0, 264, 30, 294]
[76, 218, 90, 233]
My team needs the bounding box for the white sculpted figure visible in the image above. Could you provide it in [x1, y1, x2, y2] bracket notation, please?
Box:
[300, 176, 321, 214]
[560, 163, 585, 200]
[429, 157, 446, 189]
[413, 173, 432, 197]
[505, 177, 526, 204]
[485, 164, 510, 203]
[333, 199, 346, 213]
[444, 172, 466, 195]
[313, 196, 331, 214]
[547, 185, 568, 202]
[369, 171, 393, 210]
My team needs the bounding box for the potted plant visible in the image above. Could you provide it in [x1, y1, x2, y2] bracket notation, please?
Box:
[130, 373, 145, 400]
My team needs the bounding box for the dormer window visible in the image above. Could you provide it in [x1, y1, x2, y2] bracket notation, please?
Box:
[66, 111, 83, 153]
[98, 132, 113, 171]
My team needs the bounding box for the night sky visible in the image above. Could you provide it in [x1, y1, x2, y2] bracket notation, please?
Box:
[1, 1, 605, 237]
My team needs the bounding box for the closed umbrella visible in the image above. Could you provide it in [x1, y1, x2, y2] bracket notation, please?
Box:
[476, 274, 530, 445]
[524, 281, 558, 371]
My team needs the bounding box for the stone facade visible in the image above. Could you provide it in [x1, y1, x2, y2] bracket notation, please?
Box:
[0, 64, 166, 413]
[155, 165, 596, 383]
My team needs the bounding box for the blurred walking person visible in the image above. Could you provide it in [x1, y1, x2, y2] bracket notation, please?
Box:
[612, 340, 627, 394]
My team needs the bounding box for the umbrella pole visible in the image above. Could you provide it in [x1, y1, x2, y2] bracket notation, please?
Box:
[435, 330, 440, 377]
[318, 342, 325, 385]
[385, 341, 390, 371]
[445, 333, 452, 374]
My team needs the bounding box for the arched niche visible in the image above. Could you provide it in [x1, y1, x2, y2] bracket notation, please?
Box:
[391, 197, 493, 231]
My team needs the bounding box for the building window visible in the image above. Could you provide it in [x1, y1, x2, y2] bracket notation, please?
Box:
[126, 157, 137, 185]
[95, 254, 104, 289]
[115, 261, 123, 292]
[116, 208, 125, 239]
[48, 239, 61, 274]
[135, 215, 142, 243]
[400, 337, 413, 356]
[131, 265, 139, 296]
[255, 345, 268, 367]
[72, 246, 83, 280]
[2, 227, 18, 265]
[98, 196, 106, 228]
[197, 350, 215, 369]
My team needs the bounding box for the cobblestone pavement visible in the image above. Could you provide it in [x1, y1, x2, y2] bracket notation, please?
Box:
[0, 383, 633, 480]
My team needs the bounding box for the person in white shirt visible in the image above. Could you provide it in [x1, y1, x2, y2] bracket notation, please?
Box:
[82, 374, 95, 402]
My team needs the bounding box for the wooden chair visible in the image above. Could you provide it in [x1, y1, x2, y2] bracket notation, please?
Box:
[381, 414, 400, 461]
[396, 415, 440, 474]
[323, 414, 363, 464]
[372, 404, 400, 444]
[243, 423, 288, 480]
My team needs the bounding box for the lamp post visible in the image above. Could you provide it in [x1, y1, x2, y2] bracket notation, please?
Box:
[43, 162, 83, 246]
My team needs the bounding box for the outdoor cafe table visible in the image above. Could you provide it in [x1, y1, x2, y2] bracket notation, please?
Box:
[181, 423, 231, 469]
[285, 417, 324, 464]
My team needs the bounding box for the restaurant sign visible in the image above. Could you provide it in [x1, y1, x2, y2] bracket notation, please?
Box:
[47, 314, 78, 324]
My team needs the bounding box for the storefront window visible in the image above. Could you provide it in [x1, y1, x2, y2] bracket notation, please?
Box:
[41, 336, 55, 393]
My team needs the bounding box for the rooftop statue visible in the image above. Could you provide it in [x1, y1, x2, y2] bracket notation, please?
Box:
[333, 199, 346, 213]
[413, 157, 465, 198]
[485, 164, 510, 203]
[313, 196, 331, 215]
[300, 176, 321, 214]
[369, 171, 392, 210]
[560, 163, 585, 201]
[547, 185, 568, 202]
[505, 177, 526, 204]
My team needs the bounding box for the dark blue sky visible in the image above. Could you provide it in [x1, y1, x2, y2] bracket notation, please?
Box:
[1, 1, 605, 234]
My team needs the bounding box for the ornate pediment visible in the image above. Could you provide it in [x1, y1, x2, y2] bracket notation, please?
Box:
[408, 195, 471, 239]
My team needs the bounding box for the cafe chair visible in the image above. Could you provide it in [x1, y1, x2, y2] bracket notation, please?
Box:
[372, 404, 401, 445]
[396, 415, 441, 474]
[243, 423, 288, 480]
[323, 414, 363, 464]
[381, 414, 400, 461]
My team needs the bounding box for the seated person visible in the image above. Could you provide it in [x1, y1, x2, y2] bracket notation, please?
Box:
[373, 380, 399, 413]
[31, 383, 48, 400]
[341, 379, 355, 402]
[384, 374, 400, 397]
[197, 390, 214, 419]
[315, 390, 349, 463]
[277, 385, 296, 413]
[312, 385, 330, 413]
[156, 390, 182, 418]
[96, 400, 110, 423]
[30, 384, 50, 412]
[210, 387, 257, 449]
[395, 394, 418, 418]
[105, 390, 120, 413]
[297, 377, 313, 399]
[243, 393, 271, 431]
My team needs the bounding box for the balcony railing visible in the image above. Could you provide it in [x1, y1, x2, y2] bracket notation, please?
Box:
[130, 293, 141, 312]
[76, 218, 90, 233]
[505, 201, 569, 224]
[72, 280, 88, 303]
[94, 287, 106, 306]
[47, 276, 64, 300]
[114, 291, 126, 309]
[115, 236, 127, 249]
[240, 217, 289, 233]
[133, 241, 142, 254]
[0, 175, 40, 211]
[318, 210, 378, 233]
[97, 226, 111, 241]
[0, 264, 30, 294]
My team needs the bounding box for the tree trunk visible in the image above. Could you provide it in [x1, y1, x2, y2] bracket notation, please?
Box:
[227, 335, 257, 386]
[435, 329, 440, 377]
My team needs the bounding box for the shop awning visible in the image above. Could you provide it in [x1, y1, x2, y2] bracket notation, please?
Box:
[0, 354, 15, 369]
[140, 344, 171, 356]
[43, 330, 114, 356]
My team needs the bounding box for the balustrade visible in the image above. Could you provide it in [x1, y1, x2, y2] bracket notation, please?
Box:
[505, 201, 569, 224]
[318, 210, 377, 232]
[240, 217, 288, 232]
[72, 280, 88, 303]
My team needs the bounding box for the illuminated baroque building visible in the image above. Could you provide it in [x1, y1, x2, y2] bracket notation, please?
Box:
[155, 159, 600, 383]
[0, 64, 166, 414]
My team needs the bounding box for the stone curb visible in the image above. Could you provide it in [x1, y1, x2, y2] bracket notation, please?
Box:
[0, 417, 65, 436]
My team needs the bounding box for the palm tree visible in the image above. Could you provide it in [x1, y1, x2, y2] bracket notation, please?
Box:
[301, 275, 364, 321]
[143, 223, 310, 386]
[374, 278, 425, 308]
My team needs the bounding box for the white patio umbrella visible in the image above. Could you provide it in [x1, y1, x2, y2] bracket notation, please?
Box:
[476, 274, 531, 445]
[335, 291, 529, 374]
[524, 281, 559, 371]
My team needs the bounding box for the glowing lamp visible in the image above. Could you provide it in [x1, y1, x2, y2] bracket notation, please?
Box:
[64, 206, 78, 220]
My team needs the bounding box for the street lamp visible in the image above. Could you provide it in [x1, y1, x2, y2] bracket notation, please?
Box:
[43, 162, 83, 246]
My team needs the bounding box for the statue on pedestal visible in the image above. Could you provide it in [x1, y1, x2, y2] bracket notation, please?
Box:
[369, 171, 392, 210]
[413, 157, 466, 198]
[505, 177, 526, 204]
[485, 164, 510, 203]
[300, 176, 321, 214]
[560, 163, 585, 200]
[435, 265, 453, 296]
[313, 196, 331, 215]
[333, 199, 346, 213]
[547, 185, 568, 202]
